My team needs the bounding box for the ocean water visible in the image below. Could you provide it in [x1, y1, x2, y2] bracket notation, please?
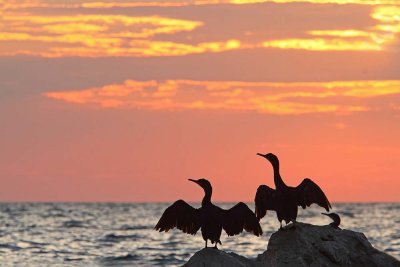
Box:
[0, 203, 398, 266]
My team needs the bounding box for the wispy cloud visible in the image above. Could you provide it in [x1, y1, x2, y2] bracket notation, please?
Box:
[5, 0, 400, 9]
[262, 38, 382, 51]
[0, 14, 226, 57]
[1, 1, 399, 57]
[372, 6, 400, 36]
[78, 0, 400, 7]
[261, 5, 400, 51]
[43, 80, 400, 115]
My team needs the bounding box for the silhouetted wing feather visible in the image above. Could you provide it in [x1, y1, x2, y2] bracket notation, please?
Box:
[254, 185, 277, 219]
[222, 202, 262, 237]
[295, 178, 331, 211]
[154, 200, 201, 235]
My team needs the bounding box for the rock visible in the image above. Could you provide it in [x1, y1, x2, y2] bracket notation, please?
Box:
[184, 223, 400, 267]
[183, 248, 256, 267]
[257, 222, 399, 267]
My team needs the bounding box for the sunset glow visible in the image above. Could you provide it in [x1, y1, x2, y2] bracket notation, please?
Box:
[1, 0, 399, 202]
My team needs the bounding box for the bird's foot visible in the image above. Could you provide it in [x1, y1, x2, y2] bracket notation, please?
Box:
[213, 245, 218, 250]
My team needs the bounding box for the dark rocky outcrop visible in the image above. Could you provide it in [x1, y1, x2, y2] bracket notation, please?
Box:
[184, 223, 400, 267]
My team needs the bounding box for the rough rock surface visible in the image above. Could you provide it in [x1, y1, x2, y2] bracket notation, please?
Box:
[257, 222, 399, 267]
[184, 223, 400, 267]
[183, 248, 256, 267]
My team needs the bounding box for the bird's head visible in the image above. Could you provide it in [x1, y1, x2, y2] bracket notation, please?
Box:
[188, 178, 212, 191]
[257, 153, 279, 165]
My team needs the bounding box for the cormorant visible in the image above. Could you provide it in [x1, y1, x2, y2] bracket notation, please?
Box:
[155, 178, 262, 248]
[255, 153, 331, 230]
[322, 212, 341, 228]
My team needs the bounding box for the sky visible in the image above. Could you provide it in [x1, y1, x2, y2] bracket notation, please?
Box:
[0, 0, 399, 202]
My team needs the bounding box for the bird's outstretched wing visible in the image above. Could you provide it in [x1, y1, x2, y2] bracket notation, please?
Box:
[254, 185, 277, 219]
[154, 200, 201, 235]
[222, 202, 263, 237]
[295, 178, 331, 211]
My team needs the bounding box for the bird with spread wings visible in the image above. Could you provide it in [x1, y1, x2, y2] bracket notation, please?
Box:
[255, 153, 331, 230]
[155, 178, 262, 248]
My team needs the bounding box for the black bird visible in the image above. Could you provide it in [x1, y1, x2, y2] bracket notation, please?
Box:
[255, 153, 331, 230]
[322, 212, 341, 228]
[155, 178, 262, 248]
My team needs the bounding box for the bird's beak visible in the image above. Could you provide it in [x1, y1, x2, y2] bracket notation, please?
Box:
[256, 153, 265, 157]
[321, 212, 328, 216]
[188, 178, 198, 184]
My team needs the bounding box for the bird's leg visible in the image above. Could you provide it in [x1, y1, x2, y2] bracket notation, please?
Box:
[213, 243, 218, 250]
[205, 240, 208, 248]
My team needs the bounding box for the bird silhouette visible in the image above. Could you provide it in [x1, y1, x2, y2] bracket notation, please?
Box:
[155, 178, 262, 248]
[255, 153, 331, 230]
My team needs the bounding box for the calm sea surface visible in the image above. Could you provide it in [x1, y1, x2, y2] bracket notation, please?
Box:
[0, 203, 398, 266]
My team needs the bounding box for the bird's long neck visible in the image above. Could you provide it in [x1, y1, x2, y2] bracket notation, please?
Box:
[201, 186, 212, 206]
[271, 160, 287, 190]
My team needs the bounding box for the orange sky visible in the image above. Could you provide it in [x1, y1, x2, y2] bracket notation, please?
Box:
[0, 0, 399, 202]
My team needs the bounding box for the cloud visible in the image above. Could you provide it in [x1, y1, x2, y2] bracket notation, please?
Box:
[5, 0, 400, 9]
[372, 5, 400, 45]
[262, 38, 382, 51]
[261, 6, 400, 51]
[1, 1, 399, 57]
[224, 0, 400, 4]
[0, 10, 245, 57]
[0, 14, 212, 57]
[43, 80, 400, 115]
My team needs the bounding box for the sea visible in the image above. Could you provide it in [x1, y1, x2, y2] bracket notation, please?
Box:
[0, 203, 398, 266]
